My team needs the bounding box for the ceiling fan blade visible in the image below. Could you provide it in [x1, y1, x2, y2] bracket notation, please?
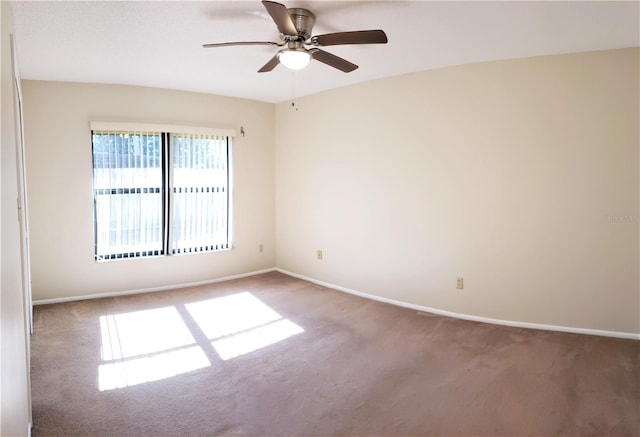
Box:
[311, 30, 388, 46]
[203, 41, 283, 48]
[258, 54, 281, 73]
[262, 1, 298, 36]
[310, 49, 358, 73]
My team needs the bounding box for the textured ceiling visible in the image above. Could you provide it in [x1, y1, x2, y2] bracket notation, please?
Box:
[11, 1, 640, 103]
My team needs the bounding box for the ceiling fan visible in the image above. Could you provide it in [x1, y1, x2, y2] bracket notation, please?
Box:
[202, 0, 388, 73]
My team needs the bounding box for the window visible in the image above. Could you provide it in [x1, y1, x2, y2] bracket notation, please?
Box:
[91, 122, 233, 261]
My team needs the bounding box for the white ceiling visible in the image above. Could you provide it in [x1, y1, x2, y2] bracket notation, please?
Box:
[11, 1, 640, 104]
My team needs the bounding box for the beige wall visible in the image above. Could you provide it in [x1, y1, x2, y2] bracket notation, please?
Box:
[22, 81, 275, 301]
[1, 1, 32, 435]
[23, 48, 639, 335]
[275, 48, 639, 334]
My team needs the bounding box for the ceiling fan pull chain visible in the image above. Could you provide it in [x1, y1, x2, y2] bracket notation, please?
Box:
[291, 71, 299, 112]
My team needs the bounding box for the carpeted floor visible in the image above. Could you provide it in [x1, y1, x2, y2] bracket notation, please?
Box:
[31, 271, 639, 436]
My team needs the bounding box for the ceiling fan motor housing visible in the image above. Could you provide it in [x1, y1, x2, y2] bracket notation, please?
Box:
[286, 8, 315, 40]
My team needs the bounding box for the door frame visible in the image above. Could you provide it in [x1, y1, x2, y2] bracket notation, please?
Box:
[10, 32, 33, 427]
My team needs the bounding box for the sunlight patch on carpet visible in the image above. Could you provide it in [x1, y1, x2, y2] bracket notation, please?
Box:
[98, 346, 209, 391]
[211, 318, 304, 360]
[98, 307, 210, 391]
[186, 292, 304, 360]
[97, 292, 304, 390]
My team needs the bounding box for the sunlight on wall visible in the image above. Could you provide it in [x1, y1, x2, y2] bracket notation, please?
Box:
[98, 292, 304, 390]
[186, 292, 304, 360]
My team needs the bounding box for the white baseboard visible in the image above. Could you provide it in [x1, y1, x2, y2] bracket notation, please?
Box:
[33, 266, 639, 340]
[275, 268, 640, 341]
[32, 268, 277, 305]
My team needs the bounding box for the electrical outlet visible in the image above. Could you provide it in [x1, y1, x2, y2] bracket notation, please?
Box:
[456, 277, 464, 289]
[317, 250, 323, 260]
[259, 244, 263, 253]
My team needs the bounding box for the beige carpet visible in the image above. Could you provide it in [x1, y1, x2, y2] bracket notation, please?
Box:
[31, 272, 639, 436]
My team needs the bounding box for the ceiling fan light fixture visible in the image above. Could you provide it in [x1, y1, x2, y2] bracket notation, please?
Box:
[278, 49, 311, 70]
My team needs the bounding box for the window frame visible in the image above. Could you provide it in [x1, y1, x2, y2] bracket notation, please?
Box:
[90, 122, 235, 262]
